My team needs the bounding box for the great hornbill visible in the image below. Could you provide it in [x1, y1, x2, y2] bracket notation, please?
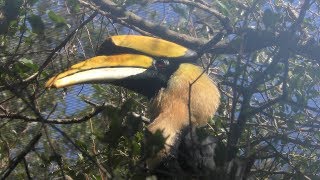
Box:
[46, 35, 221, 173]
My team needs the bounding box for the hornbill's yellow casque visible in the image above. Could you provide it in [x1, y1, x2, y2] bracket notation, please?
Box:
[46, 35, 220, 168]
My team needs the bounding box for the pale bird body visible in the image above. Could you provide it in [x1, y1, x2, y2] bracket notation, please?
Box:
[148, 63, 220, 167]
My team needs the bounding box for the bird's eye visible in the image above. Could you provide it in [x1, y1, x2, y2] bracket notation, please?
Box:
[154, 59, 170, 70]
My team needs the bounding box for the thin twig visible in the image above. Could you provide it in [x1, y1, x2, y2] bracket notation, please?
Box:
[24, 11, 98, 82]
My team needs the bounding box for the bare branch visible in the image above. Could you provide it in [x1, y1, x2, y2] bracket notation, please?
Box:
[79, 0, 204, 49]
[25, 11, 98, 82]
[0, 133, 42, 179]
[157, 0, 233, 33]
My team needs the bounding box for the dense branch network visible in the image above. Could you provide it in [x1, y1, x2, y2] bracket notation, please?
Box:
[0, 0, 320, 179]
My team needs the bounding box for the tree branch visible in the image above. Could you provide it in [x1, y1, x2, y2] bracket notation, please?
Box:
[0, 133, 42, 179]
[24, 11, 98, 82]
[157, 0, 232, 33]
[79, 0, 204, 49]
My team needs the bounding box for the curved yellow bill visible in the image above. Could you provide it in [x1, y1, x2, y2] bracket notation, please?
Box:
[108, 35, 197, 58]
[45, 54, 153, 88]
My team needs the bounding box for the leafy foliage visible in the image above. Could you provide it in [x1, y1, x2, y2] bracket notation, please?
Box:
[0, 0, 320, 179]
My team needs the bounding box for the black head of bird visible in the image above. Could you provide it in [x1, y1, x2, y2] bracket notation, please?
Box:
[45, 35, 220, 168]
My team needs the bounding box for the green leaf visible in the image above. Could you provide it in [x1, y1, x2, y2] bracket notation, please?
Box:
[19, 58, 33, 64]
[13, 58, 38, 77]
[66, 0, 80, 13]
[27, 14, 45, 35]
[144, 129, 166, 158]
[216, 1, 229, 16]
[75, 139, 88, 151]
[131, 140, 140, 156]
[47, 10, 67, 28]
[19, 58, 38, 71]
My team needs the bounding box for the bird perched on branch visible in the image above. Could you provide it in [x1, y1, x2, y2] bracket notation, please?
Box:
[46, 35, 220, 173]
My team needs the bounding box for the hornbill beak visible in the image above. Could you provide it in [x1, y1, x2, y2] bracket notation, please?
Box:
[97, 35, 197, 58]
[45, 35, 197, 98]
[45, 54, 153, 88]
